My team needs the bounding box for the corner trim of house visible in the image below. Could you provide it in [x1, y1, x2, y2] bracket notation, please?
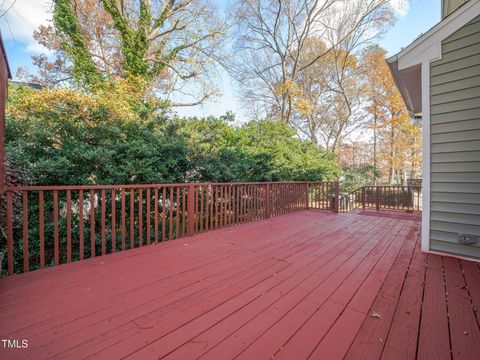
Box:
[421, 61, 431, 253]
[392, 0, 480, 70]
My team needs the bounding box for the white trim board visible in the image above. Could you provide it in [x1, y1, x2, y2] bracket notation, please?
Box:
[387, 0, 480, 254]
[388, 0, 480, 70]
[421, 61, 430, 253]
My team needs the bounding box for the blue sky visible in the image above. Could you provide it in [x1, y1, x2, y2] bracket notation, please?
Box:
[1, 0, 440, 121]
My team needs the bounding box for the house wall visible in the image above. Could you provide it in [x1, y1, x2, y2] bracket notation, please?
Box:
[429, 15, 480, 258]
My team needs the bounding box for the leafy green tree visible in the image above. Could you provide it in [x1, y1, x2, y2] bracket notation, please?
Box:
[6, 84, 340, 186]
[6, 85, 190, 185]
[173, 117, 340, 182]
[341, 164, 380, 193]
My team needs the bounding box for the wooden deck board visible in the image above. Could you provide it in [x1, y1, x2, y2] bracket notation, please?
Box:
[417, 254, 451, 360]
[443, 257, 480, 360]
[342, 224, 419, 360]
[0, 210, 478, 360]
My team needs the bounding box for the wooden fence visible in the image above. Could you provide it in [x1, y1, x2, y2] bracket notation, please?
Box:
[1, 181, 337, 276]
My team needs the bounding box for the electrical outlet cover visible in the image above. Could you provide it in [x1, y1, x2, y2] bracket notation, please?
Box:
[457, 233, 478, 245]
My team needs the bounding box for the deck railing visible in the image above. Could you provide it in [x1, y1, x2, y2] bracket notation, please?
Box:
[1, 181, 338, 276]
[339, 185, 422, 213]
[338, 187, 363, 213]
[307, 181, 339, 212]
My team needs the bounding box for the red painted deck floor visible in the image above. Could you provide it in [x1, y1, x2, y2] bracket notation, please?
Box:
[1, 210, 480, 360]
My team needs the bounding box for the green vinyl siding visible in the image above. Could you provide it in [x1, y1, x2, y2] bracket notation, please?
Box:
[430, 15, 480, 259]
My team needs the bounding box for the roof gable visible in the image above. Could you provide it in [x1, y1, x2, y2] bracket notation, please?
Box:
[388, 0, 480, 70]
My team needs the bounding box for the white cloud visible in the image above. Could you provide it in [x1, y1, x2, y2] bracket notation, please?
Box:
[391, 0, 410, 17]
[25, 41, 50, 54]
[0, 0, 51, 53]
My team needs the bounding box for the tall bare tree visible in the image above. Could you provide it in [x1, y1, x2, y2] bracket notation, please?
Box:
[231, 0, 400, 124]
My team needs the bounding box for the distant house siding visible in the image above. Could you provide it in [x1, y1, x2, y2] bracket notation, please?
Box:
[429, 15, 480, 258]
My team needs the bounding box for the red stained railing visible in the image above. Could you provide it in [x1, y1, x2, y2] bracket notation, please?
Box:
[338, 187, 363, 213]
[307, 182, 339, 212]
[1, 181, 337, 276]
[363, 185, 422, 212]
[338, 185, 422, 213]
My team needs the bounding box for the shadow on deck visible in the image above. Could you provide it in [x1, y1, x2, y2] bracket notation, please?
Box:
[1, 210, 479, 359]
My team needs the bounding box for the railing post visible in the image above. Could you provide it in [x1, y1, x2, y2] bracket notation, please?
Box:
[264, 183, 271, 219]
[362, 187, 366, 209]
[335, 182, 340, 213]
[188, 184, 195, 236]
[6, 191, 13, 275]
[305, 182, 309, 210]
[376, 186, 380, 211]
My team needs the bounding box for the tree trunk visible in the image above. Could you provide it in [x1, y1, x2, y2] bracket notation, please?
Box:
[388, 117, 395, 184]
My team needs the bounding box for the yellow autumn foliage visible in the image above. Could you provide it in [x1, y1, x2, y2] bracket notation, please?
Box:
[294, 98, 312, 116]
[8, 76, 154, 123]
[274, 79, 303, 98]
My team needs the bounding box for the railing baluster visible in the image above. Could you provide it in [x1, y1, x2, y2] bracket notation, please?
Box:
[121, 189, 126, 250]
[6, 191, 13, 275]
[251, 185, 254, 220]
[279, 184, 283, 215]
[255, 185, 262, 220]
[244, 185, 250, 219]
[22, 192, 29, 272]
[194, 186, 199, 233]
[138, 189, 143, 246]
[130, 189, 135, 249]
[199, 186, 203, 233]
[221, 186, 225, 227]
[146, 188, 150, 245]
[335, 182, 340, 213]
[247, 185, 250, 220]
[240, 185, 244, 221]
[224, 185, 229, 225]
[176, 187, 180, 237]
[39, 191, 46, 267]
[228, 186, 233, 225]
[225, 185, 229, 225]
[101, 189, 106, 255]
[285, 184, 292, 214]
[210, 185, 214, 229]
[162, 187, 166, 241]
[265, 184, 270, 218]
[228, 185, 235, 226]
[169, 187, 174, 240]
[66, 190, 72, 262]
[252, 185, 256, 220]
[249, 185, 253, 221]
[296, 184, 299, 211]
[205, 186, 210, 232]
[215, 186, 219, 229]
[90, 190, 95, 257]
[112, 189, 116, 252]
[54, 190, 60, 265]
[183, 186, 187, 236]
[154, 188, 159, 243]
[188, 184, 195, 236]
[287, 184, 290, 213]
